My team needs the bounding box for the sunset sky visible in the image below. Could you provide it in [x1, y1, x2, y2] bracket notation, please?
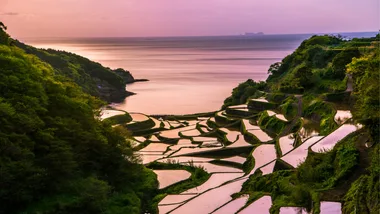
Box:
[0, 0, 378, 38]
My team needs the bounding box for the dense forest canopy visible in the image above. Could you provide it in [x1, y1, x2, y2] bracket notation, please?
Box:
[0, 24, 157, 214]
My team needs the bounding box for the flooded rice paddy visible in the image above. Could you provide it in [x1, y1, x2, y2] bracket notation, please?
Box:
[154, 170, 191, 189]
[279, 134, 295, 155]
[101, 98, 357, 213]
[311, 124, 362, 153]
[239, 195, 272, 214]
[213, 195, 249, 214]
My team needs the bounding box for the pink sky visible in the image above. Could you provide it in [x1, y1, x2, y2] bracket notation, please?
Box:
[0, 0, 379, 38]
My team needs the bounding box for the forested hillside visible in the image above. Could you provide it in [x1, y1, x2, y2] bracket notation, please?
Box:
[0, 24, 157, 214]
[14, 39, 137, 102]
[223, 34, 379, 213]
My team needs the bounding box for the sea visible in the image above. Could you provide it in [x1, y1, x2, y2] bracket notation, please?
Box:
[22, 32, 377, 115]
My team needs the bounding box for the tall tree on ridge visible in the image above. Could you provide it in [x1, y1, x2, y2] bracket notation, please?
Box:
[0, 21, 7, 31]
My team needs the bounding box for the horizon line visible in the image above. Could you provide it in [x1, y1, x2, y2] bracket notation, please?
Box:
[17, 30, 379, 40]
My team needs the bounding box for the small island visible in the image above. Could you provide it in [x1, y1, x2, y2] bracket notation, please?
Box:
[243, 32, 265, 36]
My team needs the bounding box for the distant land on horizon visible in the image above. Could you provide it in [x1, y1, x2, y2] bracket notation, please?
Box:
[17, 31, 378, 40]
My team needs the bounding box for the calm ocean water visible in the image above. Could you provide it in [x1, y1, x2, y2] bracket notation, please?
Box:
[22, 32, 377, 114]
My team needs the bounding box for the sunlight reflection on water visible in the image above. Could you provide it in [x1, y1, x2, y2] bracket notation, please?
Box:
[25, 35, 307, 114]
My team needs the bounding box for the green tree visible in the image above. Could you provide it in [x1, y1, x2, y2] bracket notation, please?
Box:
[267, 62, 281, 75]
[0, 21, 9, 44]
[347, 46, 380, 140]
[0, 21, 6, 31]
[294, 63, 315, 88]
[331, 49, 360, 79]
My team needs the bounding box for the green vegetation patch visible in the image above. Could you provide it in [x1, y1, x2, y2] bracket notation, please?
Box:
[215, 111, 240, 126]
[162, 111, 216, 121]
[343, 143, 380, 214]
[323, 91, 351, 103]
[258, 111, 288, 136]
[126, 119, 156, 132]
[225, 108, 255, 117]
[242, 149, 256, 174]
[347, 44, 380, 140]
[223, 79, 266, 108]
[279, 96, 298, 120]
[103, 112, 133, 125]
[210, 159, 243, 170]
[266, 92, 289, 103]
[302, 98, 337, 135]
[248, 99, 277, 111]
[264, 35, 371, 96]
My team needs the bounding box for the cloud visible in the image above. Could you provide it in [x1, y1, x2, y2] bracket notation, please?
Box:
[0, 12, 19, 16]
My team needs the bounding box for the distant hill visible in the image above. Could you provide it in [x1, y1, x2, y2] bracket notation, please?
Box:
[14, 40, 139, 102]
[243, 32, 264, 36]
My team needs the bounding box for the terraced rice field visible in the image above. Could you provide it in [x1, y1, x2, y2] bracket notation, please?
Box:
[201, 141, 223, 147]
[171, 147, 221, 157]
[150, 135, 160, 142]
[159, 156, 214, 164]
[140, 143, 169, 152]
[154, 170, 192, 189]
[171, 178, 248, 214]
[281, 136, 324, 167]
[192, 136, 218, 142]
[320, 202, 342, 214]
[130, 113, 150, 122]
[311, 124, 362, 152]
[182, 173, 244, 194]
[151, 117, 163, 129]
[180, 129, 201, 137]
[251, 97, 269, 103]
[107, 101, 358, 213]
[137, 153, 166, 164]
[134, 136, 147, 142]
[239, 195, 272, 214]
[227, 135, 252, 148]
[213, 195, 249, 214]
[100, 109, 125, 120]
[249, 144, 277, 175]
[228, 104, 248, 109]
[248, 129, 273, 142]
[159, 194, 195, 206]
[259, 161, 276, 175]
[220, 128, 240, 142]
[222, 156, 247, 164]
[242, 119, 260, 130]
[279, 134, 295, 155]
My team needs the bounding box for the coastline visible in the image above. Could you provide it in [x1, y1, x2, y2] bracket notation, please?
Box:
[102, 34, 379, 214]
